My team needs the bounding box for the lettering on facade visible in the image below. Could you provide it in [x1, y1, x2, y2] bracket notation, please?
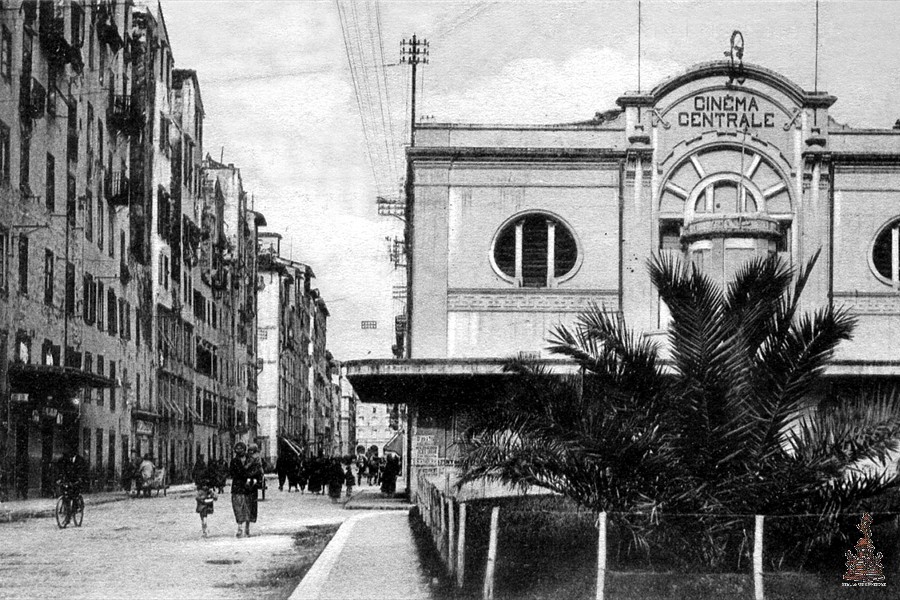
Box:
[677, 95, 775, 129]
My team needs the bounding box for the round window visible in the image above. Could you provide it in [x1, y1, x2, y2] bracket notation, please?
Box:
[871, 218, 900, 285]
[492, 213, 578, 287]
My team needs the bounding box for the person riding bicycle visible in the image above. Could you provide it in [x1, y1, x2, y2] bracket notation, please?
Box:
[56, 450, 88, 497]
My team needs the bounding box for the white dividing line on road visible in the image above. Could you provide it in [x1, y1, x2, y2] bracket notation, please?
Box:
[289, 511, 383, 600]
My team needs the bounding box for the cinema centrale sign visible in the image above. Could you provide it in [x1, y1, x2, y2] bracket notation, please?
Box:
[673, 92, 779, 129]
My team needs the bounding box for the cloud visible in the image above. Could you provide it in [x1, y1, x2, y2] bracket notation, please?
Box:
[426, 46, 683, 123]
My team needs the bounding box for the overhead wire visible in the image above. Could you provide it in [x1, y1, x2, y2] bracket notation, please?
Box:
[374, 0, 400, 187]
[362, 0, 396, 189]
[334, 0, 381, 196]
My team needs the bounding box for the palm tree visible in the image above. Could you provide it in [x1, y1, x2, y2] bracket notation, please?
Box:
[458, 252, 900, 567]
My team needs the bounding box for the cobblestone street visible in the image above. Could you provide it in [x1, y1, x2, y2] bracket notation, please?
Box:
[0, 484, 351, 600]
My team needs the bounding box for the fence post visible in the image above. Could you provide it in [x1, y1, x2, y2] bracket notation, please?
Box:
[448, 497, 456, 575]
[457, 501, 467, 588]
[483, 506, 500, 600]
[754, 514, 764, 600]
[596, 511, 607, 600]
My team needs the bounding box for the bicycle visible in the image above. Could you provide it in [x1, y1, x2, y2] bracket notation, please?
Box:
[55, 481, 84, 529]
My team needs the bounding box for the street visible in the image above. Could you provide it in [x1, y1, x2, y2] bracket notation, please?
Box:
[0, 482, 350, 600]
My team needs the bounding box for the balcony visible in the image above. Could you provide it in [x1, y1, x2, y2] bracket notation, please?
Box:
[19, 76, 46, 120]
[106, 171, 130, 206]
[108, 95, 145, 137]
[38, 8, 72, 66]
[96, 7, 123, 52]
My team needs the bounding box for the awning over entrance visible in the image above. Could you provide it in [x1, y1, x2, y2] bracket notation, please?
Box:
[279, 436, 304, 457]
[344, 358, 577, 405]
[9, 363, 117, 394]
[383, 431, 403, 457]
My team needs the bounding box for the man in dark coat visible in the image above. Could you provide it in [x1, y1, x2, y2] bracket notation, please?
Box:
[275, 452, 292, 491]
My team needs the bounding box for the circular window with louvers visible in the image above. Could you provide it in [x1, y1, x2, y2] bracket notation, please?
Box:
[491, 213, 579, 288]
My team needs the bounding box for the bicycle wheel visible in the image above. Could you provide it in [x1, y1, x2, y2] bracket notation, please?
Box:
[72, 496, 84, 527]
[55, 497, 69, 529]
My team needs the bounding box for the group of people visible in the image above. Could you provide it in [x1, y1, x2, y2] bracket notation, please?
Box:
[120, 452, 162, 498]
[275, 455, 353, 501]
[274, 453, 401, 499]
[192, 442, 264, 538]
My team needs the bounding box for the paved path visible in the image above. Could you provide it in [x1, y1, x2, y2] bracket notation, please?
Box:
[291, 510, 434, 600]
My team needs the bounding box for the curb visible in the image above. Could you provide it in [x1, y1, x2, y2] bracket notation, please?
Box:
[0, 485, 197, 524]
[289, 512, 385, 600]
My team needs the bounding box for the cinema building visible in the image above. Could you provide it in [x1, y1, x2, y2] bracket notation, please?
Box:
[345, 60, 900, 495]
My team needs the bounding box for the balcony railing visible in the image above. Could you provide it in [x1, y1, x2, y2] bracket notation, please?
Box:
[106, 171, 130, 206]
[108, 95, 145, 137]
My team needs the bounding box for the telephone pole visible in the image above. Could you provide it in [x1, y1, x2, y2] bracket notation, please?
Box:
[400, 34, 428, 147]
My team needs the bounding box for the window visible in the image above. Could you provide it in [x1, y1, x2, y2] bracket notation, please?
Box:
[65, 262, 75, 315]
[108, 204, 114, 257]
[0, 25, 10, 82]
[95, 428, 103, 471]
[492, 213, 579, 288]
[0, 226, 8, 293]
[85, 189, 93, 241]
[83, 273, 95, 324]
[43, 249, 54, 305]
[71, 3, 84, 49]
[109, 362, 116, 412]
[18, 235, 28, 295]
[67, 174, 76, 226]
[19, 128, 30, 194]
[97, 281, 104, 330]
[45, 154, 54, 212]
[97, 356, 105, 406]
[871, 218, 900, 287]
[107, 288, 117, 336]
[98, 190, 104, 250]
[0, 119, 9, 184]
[108, 430, 115, 478]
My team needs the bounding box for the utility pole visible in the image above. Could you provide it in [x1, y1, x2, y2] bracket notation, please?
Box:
[400, 34, 428, 147]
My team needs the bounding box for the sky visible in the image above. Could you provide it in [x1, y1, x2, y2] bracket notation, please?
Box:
[159, 0, 900, 361]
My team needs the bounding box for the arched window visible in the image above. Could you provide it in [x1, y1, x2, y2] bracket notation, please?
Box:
[492, 213, 578, 288]
[871, 218, 900, 287]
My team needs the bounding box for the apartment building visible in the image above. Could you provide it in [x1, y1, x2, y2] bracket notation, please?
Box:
[0, 1, 262, 497]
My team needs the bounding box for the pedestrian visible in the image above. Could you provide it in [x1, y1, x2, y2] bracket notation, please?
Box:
[195, 465, 217, 538]
[216, 458, 228, 494]
[121, 452, 137, 495]
[139, 454, 156, 498]
[327, 459, 344, 503]
[367, 455, 379, 486]
[355, 453, 366, 486]
[297, 460, 309, 494]
[229, 442, 263, 538]
[191, 454, 207, 488]
[344, 464, 355, 498]
[381, 455, 401, 496]
[276, 452, 291, 492]
[307, 458, 322, 494]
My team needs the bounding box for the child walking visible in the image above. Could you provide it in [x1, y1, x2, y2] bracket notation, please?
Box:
[196, 474, 218, 538]
[344, 464, 355, 498]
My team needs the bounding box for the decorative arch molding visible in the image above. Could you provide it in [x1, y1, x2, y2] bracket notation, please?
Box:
[643, 60, 835, 109]
[657, 135, 795, 215]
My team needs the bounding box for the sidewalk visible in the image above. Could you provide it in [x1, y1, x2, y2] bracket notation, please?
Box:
[290, 510, 433, 600]
[0, 482, 197, 523]
[344, 487, 414, 511]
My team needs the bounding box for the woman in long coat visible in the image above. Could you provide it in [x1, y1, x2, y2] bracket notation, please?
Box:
[229, 442, 262, 538]
[327, 459, 344, 503]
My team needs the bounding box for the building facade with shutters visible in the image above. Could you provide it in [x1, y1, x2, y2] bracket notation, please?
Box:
[347, 59, 900, 496]
[0, 0, 150, 498]
[0, 1, 263, 497]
